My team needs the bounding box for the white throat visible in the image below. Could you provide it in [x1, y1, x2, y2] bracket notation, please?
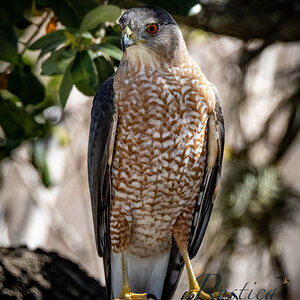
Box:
[122, 45, 166, 72]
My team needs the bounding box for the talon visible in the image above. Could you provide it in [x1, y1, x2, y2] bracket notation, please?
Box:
[182, 291, 197, 300]
[116, 293, 149, 300]
[184, 290, 222, 300]
[181, 291, 189, 300]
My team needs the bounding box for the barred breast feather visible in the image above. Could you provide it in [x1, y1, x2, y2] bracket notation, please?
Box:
[110, 52, 215, 258]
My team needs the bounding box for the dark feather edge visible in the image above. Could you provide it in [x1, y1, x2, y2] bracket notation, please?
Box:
[88, 76, 116, 300]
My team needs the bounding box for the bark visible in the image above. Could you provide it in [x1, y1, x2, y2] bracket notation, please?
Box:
[116, 0, 300, 42]
[176, 0, 300, 42]
[0, 246, 105, 300]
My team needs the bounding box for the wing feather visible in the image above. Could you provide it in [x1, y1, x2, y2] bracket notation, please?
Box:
[88, 76, 117, 299]
[188, 86, 224, 257]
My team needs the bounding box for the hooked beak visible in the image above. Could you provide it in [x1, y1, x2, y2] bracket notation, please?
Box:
[121, 35, 134, 52]
[121, 26, 144, 52]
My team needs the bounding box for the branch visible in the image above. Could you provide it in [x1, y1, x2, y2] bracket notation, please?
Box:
[0, 246, 106, 299]
[19, 10, 51, 56]
[178, 0, 300, 42]
[271, 88, 300, 164]
[116, 0, 300, 42]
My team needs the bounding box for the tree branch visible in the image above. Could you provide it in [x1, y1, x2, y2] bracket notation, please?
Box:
[116, 0, 300, 42]
[0, 246, 105, 299]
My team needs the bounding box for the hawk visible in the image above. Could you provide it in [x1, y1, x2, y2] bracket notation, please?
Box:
[88, 6, 224, 300]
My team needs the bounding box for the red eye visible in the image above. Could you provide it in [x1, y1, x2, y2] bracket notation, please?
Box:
[145, 24, 158, 34]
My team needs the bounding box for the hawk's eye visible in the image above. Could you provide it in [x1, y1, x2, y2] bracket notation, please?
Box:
[145, 24, 158, 34]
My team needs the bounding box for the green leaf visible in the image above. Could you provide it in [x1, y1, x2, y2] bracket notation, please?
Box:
[0, 97, 46, 141]
[45, 75, 63, 105]
[29, 30, 68, 58]
[79, 5, 121, 32]
[93, 56, 114, 85]
[0, 10, 19, 65]
[92, 43, 122, 61]
[29, 30, 67, 50]
[7, 66, 45, 106]
[59, 64, 73, 107]
[45, 0, 97, 29]
[32, 140, 52, 187]
[41, 46, 77, 76]
[71, 51, 98, 96]
[103, 35, 121, 48]
[103, 24, 122, 48]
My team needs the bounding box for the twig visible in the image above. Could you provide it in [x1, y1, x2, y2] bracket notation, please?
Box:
[19, 10, 51, 56]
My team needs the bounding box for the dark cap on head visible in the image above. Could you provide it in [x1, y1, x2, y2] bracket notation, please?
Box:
[118, 6, 177, 28]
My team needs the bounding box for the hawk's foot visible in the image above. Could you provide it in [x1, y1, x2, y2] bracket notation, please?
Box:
[115, 293, 157, 300]
[182, 290, 215, 300]
[182, 290, 237, 300]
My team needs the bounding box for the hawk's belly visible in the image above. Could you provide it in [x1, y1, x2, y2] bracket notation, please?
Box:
[110, 67, 210, 258]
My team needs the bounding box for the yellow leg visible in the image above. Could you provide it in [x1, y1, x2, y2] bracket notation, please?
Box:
[114, 252, 151, 300]
[120, 252, 131, 295]
[182, 250, 200, 294]
[181, 249, 233, 300]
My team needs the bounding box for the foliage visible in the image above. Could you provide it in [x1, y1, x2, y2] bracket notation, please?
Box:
[0, 0, 122, 185]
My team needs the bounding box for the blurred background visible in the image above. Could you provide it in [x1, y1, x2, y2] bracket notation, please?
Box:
[0, 0, 299, 299]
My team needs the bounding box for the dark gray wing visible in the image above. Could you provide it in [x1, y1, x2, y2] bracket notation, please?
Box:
[88, 76, 117, 299]
[161, 85, 225, 300]
[188, 84, 224, 258]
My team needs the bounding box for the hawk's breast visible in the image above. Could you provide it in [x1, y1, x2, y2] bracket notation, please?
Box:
[110, 62, 213, 257]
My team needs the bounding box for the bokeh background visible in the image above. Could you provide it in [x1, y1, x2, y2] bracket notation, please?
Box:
[0, 1, 299, 299]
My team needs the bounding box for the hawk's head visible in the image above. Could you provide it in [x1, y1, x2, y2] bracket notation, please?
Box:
[118, 7, 186, 64]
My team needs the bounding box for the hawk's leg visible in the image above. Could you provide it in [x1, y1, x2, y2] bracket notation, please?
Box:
[114, 252, 156, 300]
[180, 249, 229, 300]
[173, 217, 232, 300]
[120, 252, 131, 296]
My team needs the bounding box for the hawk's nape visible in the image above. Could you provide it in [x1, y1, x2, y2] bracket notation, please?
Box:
[87, 6, 225, 300]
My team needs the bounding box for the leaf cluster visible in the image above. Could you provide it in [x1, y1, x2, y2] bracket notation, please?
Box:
[0, 0, 122, 185]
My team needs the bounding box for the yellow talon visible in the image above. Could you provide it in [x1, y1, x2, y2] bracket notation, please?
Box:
[115, 292, 148, 300]
[182, 290, 234, 300]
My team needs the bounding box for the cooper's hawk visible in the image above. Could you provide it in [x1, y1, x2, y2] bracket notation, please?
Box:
[88, 6, 224, 300]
